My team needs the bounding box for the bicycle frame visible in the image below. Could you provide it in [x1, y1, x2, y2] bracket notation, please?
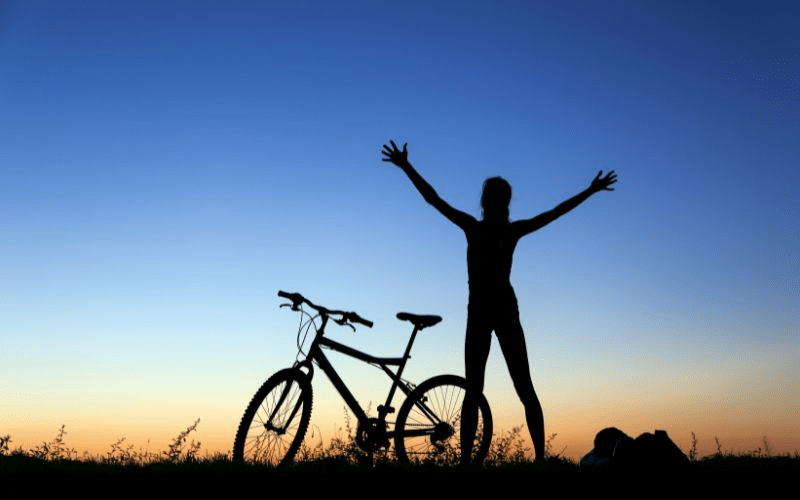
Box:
[296, 308, 424, 432]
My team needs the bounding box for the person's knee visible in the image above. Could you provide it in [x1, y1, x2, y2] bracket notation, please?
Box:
[464, 378, 485, 396]
[514, 382, 539, 408]
[464, 356, 489, 393]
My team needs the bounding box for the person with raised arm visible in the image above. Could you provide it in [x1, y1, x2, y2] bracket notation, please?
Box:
[381, 140, 617, 463]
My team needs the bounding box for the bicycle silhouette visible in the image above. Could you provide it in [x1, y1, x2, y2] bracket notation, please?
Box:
[233, 291, 493, 466]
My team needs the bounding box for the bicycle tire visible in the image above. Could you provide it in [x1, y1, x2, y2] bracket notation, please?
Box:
[394, 374, 492, 465]
[233, 368, 312, 466]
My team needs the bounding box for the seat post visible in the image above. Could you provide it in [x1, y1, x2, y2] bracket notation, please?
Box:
[400, 326, 421, 366]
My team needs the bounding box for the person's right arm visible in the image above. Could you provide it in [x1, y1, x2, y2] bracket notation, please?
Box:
[381, 140, 474, 229]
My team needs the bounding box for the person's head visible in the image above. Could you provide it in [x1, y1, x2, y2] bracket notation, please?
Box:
[481, 176, 511, 222]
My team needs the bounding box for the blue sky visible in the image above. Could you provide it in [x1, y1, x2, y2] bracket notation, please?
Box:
[1, 0, 797, 457]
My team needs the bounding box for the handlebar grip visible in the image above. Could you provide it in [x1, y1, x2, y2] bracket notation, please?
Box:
[350, 312, 373, 328]
[278, 290, 304, 304]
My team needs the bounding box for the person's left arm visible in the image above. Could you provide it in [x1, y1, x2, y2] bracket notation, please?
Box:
[514, 170, 617, 236]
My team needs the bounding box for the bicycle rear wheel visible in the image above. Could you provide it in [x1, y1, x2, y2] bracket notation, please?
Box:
[233, 368, 312, 466]
[394, 374, 492, 465]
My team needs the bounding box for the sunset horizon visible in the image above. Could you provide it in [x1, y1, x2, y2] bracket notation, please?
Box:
[2, 0, 797, 465]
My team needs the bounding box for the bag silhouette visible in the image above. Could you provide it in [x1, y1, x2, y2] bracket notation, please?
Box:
[581, 427, 689, 468]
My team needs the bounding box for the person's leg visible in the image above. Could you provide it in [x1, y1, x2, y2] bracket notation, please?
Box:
[495, 303, 545, 460]
[461, 305, 492, 464]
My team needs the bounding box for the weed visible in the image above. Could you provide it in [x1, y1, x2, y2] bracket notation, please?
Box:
[746, 436, 772, 458]
[296, 409, 365, 464]
[544, 432, 568, 460]
[0, 435, 11, 457]
[486, 426, 529, 464]
[29, 425, 76, 461]
[163, 419, 202, 463]
[295, 424, 325, 462]
[744, 436, 774, 458]
[689, 431, 698, 461]
[104, 437, 141, 466]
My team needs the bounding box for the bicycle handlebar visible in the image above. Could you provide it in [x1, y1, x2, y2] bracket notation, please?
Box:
[278, 290, 374, 328]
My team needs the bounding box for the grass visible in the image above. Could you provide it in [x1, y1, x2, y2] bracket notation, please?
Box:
[3, 420, 798, 466]
[2, 421, 798, 493]
[1, 420, 212, 467]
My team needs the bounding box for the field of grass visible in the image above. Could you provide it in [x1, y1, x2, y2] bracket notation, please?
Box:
[2, 422, 797, 495]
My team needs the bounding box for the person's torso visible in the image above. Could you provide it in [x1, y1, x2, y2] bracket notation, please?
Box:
[465, 220, 520, 294]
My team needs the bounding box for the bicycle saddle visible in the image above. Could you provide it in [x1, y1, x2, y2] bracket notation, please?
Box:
[396, 312, 442, 330]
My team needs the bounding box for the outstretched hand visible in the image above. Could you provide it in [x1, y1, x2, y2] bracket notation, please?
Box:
[381, 140, 410, 168]
[590, 170, 617, 192]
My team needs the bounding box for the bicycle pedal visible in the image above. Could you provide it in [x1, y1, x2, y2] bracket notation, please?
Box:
[377, 405, 395, 414]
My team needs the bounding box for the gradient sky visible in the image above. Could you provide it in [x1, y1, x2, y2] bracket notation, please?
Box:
[2, 0, 798, 459]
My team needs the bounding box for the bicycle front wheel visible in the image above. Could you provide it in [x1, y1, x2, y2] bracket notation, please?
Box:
[395, 374, 492, 465]
[233, 368, 312, 466]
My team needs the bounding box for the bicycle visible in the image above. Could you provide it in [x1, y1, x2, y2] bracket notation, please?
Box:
[232, 291, 493, 466]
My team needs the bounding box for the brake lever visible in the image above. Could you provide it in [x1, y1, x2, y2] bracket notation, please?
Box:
[334, 317, 356, 332]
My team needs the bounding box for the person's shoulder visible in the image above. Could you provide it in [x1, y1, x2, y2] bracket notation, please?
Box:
[509, 219, 529, 236]
[456, 211, 479, 231]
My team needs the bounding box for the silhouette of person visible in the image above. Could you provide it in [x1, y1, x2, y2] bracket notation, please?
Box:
[381, 140, 617, 463]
